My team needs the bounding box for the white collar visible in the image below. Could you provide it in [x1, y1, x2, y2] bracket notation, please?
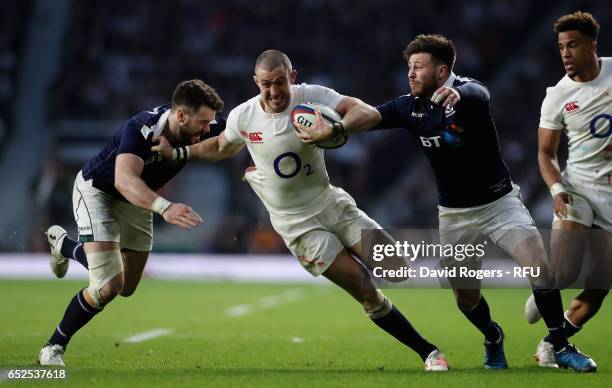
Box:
[154, 109, 171, 136]
[442, 72, 457, 88]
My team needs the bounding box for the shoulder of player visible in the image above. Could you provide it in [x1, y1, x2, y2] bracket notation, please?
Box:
[451, 75, 489, 91]
[123, 104, 171, 140]
[375, 94, 414, 117]
[542, 78, 575, 103]
[226, 97, 259, 128]
[601, 57, 612, 76]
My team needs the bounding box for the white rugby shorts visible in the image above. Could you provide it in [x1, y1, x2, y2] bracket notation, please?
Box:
[269, 186, 380, 276]
[72, 171, 153, 251]
[438, 183, 540, 256]
[553, 173, 612, 232]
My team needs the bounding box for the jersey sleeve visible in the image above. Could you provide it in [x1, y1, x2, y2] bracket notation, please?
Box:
[454, 80, 490, 103]
[223, 107, 245, 144]
[301, 84, 344, 110]
[117, 120, 153, 161]
[371, 95, 411, 131]
[539, 88, 564, 130]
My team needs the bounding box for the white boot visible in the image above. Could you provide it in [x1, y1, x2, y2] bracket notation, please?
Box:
[45, 225, 69, 278]
[38, 344, 66, 366]
[424, 349, 449, 371]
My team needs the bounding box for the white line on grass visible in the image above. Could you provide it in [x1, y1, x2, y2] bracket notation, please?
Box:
[226, 304, 253, 317]
[225, 288, 304, 317]
[123, 328, 174, 343]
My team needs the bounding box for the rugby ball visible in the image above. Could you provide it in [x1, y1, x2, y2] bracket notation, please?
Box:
[290, 103, 348, 149]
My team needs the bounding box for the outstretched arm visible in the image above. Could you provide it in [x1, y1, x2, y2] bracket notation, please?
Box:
[152, 131, 244, 162]
[115, 153, 203, 229]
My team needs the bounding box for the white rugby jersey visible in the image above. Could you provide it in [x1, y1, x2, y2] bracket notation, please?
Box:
[540, 57, 612, 183]
[224, 83, 343, 215]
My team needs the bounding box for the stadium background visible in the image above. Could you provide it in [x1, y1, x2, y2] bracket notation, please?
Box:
[0, 0, 609, 255]
[1, 1, 612, 385]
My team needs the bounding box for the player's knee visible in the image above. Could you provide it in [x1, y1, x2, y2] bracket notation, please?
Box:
[86, 250, 124, 308]
[364, 293, 392, 319]
[119, 284, 137, 297]
[356, 281, 383, 305]
[555, 269, 581, 289]
[455, 290, 481, 311]
[98, 277, 123, 304]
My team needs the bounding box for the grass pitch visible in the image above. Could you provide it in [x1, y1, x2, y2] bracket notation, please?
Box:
[1, 279, 610, 387]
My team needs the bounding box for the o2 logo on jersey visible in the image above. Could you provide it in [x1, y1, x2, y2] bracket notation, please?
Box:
[590, 114, 612, 138]
[273, 152, 313, 178]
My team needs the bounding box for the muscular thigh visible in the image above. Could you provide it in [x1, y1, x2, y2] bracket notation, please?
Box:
[121, 249, 149, 293]
[73, 171, 120, 244]
[585, 228, 612, 289]
[324, 187, 381, 250]
[550, 220, 589, 288]
[322, 248, 382, 307]
[115, 200, 153, 251]
[270, 210, 344, 276]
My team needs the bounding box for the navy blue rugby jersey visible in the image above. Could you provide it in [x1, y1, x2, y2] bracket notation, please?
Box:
[82, 104, 226, 202]
[372, 74, 513, 208]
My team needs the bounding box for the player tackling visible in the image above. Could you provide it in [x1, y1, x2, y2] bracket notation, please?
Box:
[38, 80, 224, 365]
[153, 50, 449, 371]
[296, 34, 597, 372]
[524, 11, 611, 368]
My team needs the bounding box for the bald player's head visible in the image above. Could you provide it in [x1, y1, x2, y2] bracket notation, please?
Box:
[255, 49, 292, 73]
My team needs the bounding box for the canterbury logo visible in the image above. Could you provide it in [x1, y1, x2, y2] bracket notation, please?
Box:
[564, 101, 580, 113]
[247, 132, 263, 142]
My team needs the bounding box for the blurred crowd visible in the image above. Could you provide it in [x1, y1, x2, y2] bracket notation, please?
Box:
[0, 1, 32, 156]
[5, 0, 611, 253]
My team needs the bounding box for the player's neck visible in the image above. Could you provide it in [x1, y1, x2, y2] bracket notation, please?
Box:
[570, 58, 600, 83]
[163, 111, 180, 144]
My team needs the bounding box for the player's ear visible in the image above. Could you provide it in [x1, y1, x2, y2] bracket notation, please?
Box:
[177, 107, 186, 124]
[289, 69, 297, 84]
[437, 64, 448, 82]
[253, 75, 259, 87]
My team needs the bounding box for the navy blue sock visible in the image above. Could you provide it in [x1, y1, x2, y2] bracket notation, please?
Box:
[532, 289, 568, 351]
[371, 305, 437, 361]
[47, 289, 100, 348]
[60, 236, 88, 269]
[545, 315, 581, 345]
[563, 315, 581, 337]
[459, 296, 501, 343]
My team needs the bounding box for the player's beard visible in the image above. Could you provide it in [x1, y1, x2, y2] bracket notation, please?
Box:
[178, 124, 198, 145]
[410, 74, 438, 100]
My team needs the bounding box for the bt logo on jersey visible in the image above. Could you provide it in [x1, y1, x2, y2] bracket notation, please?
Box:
[420, 136, 442, 147]
[564, 100, 580, 113]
